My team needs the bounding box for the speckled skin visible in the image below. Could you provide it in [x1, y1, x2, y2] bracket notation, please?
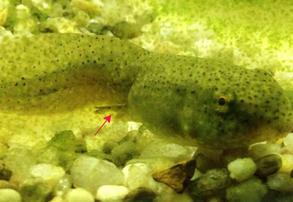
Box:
[0, 33, 292, 148]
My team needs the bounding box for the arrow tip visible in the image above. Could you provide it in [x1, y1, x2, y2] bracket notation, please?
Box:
[104, 115, 112, 123]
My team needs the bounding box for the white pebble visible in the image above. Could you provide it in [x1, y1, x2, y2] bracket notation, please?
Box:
[30, 164, 65, 187]
[71, 156, 124, 194]
[96, 185, 129, 201]
[228, 158, 256, 181]
[123, 163, 160, 191]
[249, 143, 281, 159]
[0, 189, 21, 202]
[65, 188, 94, 202]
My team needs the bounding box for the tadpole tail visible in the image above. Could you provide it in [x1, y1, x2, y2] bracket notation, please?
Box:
[0, 34, 148, 112]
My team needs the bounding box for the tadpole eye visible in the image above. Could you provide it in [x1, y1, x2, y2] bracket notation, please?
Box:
[218, 97, 226, 106]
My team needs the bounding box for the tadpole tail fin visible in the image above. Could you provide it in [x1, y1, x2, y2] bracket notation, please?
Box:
[0, 33, 148, 113]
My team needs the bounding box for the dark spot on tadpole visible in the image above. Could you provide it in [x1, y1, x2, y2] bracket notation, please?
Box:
[218, 97, 226, 106]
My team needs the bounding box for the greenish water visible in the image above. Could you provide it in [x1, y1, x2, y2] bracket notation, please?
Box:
[0, 1, 292, 202]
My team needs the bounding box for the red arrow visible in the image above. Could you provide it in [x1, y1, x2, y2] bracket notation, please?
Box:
[95, 115, 112, 135]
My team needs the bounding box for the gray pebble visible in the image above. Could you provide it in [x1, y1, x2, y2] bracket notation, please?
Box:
[255, 154, 282, 178]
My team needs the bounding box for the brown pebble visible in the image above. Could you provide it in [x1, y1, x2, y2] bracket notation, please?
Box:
[152, 159, 196, 192]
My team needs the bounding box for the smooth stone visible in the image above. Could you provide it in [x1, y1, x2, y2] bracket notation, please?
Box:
[188, 168, 230, 198]
[0, 189, 21, 202]
[267, 172, 293, 192]
[71, 155, 124, 194]
[226, 178, 267, 202]
[279, 154, 293, 173]
[30, 163, 65, 188]
[96, 185, 129, 201]
[249, 143, 281, 160]
[227, 158, 256, 181]
[65, 188, 94, 202]
[255, 154, 282, 178]
[122, 163, 160, 191]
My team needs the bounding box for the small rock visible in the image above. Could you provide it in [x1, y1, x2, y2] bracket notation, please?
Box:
[279, 154, 293, 173]
[71, 156, 124, 194]
[188, 168, 230, 198]
[47, 130, 76, 151]
[65, 188, 94, 202]
[30, 164, 65, 188]
[96, 185, 129, 201]
[123, 163, 159, 191]
[38, 130, 77, 170]
[255, 154, 282, 178]
[249, 143, 281, 160]
[124, 187, 157, 202]
[267, 172, 293, 192]
[152, 159, 196, 192]
[226, 178, 267, 202]
[227, 158, 256, 181]
[111, 141, 140, 166]
[0, 189, 21, 202]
